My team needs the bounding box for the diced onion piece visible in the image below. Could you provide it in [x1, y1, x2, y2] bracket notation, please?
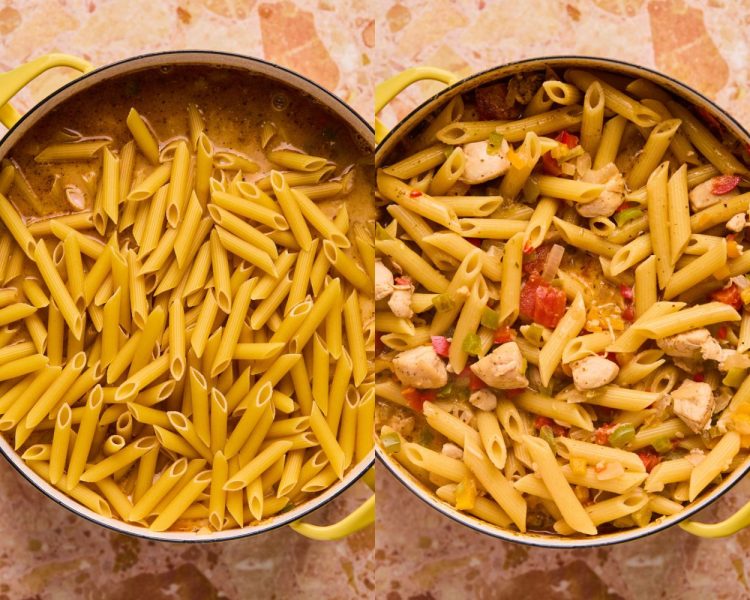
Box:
[541, 244, 565, 282]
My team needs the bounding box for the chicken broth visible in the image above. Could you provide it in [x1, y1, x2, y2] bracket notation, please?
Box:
[0, 63, 375, 534]
[375, 68, 750, 537]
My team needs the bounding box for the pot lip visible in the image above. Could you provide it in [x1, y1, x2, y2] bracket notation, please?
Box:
[376, 54, 750, 157]
[4, 430, 374, 541]
[1, 49, 374, 146]
[377, 446, 750, 548]
[375, 54, 750, 547]
[0, 49, 375, 542]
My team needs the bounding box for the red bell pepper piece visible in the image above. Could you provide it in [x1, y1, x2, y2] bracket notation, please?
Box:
[711, 175, 741, 195]
[637, 449, 662, 473]
[493, 325, 516, 344]
[431, 336, 450, 358]
[555, 130, 579, 148]
[711, 283, 742, 310]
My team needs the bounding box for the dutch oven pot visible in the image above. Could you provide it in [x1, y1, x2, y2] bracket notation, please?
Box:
[0, 51, 374, 542]
[375, 56, 750, 548]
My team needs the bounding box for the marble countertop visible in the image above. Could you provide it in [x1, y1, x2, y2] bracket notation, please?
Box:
[0, 1, 374, 598]
[375, 1, 750, 599]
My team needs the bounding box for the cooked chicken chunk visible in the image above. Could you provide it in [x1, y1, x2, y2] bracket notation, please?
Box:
[442, 443, 464, 460]
[727, 212, 747, 233]
[388, 279, 414, 319]
[657, 328, 713, 358]
[392, 346, 448, 389]
[469, 388, 498, 411]
[375, 260, 394, 301]
[671, 380, 715, 433]
[576, 163, 625, 218]
[387, 414, 415, 437]
[656, 328, 736, 369]
[460, 140, 511, 185]
[470, 342, 529, 389]
[689, 178, 738, 212]
[570, 355, 619, 390]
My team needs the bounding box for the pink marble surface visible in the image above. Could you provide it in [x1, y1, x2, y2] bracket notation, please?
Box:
[0, 1, 374, 598]
[374, 1, 750, 599]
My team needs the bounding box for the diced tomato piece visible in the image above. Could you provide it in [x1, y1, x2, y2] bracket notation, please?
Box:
[523, 242, 534, 254]
[694, 373, 705, 383]
[466, 237, 482, 247]
[523, 243, 553, 275]
[712, 175, 741, 195]
[520, 274, 567, 328]
[637, 449, 662, 473]
[394, 276, 412, 286]
[711, 283, 742, 310]
[469, 371, 486, 392]
[554, 130, 579, 149]
[409, 189, 422, 198]
[622, 305, 635, 322]
[401, 387, 436, 412]
[431, 336, 450, 358]
[594, 423, 618, 446]
[619, 284, 634, 302]
[717, 325, 728, 340]
[541, 152, 561, 176]
[493, 325, 516, 344]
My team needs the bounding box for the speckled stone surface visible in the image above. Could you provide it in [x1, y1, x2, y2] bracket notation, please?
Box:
[0, 1, 374, 598]
[375, 1, 750, 599]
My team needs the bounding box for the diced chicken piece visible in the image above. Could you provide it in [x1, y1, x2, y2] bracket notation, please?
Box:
[392, 346, 448, 389]
[684, 449, 705, 467]
[375, 260, 394, 301]
[671, 380, 715, 433]
[570, 355, 619, 390]
[470, 342, 529, 389]
[387, 414, 415, 437]
[657, 328, 712, 358]
[442, 442, 464, 460]
[689, 178, 738, 212]
[460, 140, 511, 185]
[469, 388, 498, 411]
[388, 279, 414, 319]
[576, 163, 625, 218]
[727, 212, 747, 233]
[657, 328, 739, 371]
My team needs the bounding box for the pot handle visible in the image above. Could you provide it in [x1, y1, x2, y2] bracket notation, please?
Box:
[288, 467, 375, 540]
[679, 499, 750, 538]
[0, 53, 94, 129]
[375, 66, 459, 143]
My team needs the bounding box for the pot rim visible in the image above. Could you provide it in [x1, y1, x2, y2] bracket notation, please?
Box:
[375, 54, 750, 548]
[376, 54, 750, 161]
[0, 50, 375, 542]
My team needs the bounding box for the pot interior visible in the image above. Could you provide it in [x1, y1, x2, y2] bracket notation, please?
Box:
[376, 56, 750, 548]
[0, 51, 375, 542]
